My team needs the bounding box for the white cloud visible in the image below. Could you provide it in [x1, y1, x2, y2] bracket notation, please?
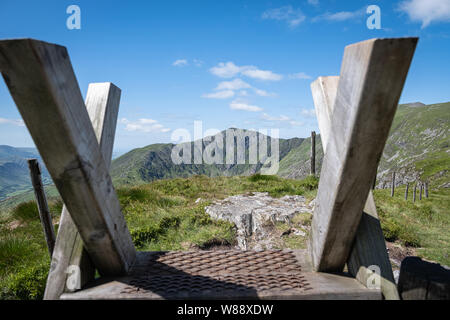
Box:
[289, 72, 312, 80]
[230, 100, 262, 112]
[209, 62, 282, 81]
[241, 67, 283, 81]
[261, 113, 290, 121]
[120, 118, 171, 133]
[209, 62, 242, 78]
[0, 118, 25, 126]
[308, 0, 319, 6]
[202, 90, 235, 99]
[301, 109, 317, 118]
[313, 8, 365, 22]
[253, 89, 276, 97]
[172, 59, 188, 67]
[215, 79, 251, 91]
[399, 0, 450, 28]
[262, 6, 306, 27]
[238, 90, 249, 96]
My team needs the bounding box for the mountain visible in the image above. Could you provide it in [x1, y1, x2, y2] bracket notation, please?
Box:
[110, 129, 304, 185]
[1, 101, 448, 202]
[110, 102, 449, 188]
[375, 102, 450, 188]
[0, 146, 51, 200]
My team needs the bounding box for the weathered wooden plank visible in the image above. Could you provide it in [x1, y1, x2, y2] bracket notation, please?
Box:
[347, 192, 399, 300]
[311, 75, 399, 299]
[28, 159, 56, 257]
[0, 39, 136, 276]
[398, 256, 450, 300]
[310, 38, 418, 272]
[44, 83, 122, 300]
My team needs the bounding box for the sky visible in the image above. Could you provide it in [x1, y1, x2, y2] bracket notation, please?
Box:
[0, 0, 449, 153]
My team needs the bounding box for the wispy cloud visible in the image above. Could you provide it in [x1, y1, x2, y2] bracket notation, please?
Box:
[172, 59, 188, 67]
[209, 62, 282, 81]
[253, 89, 277, 97]
[230, 100, 262, 112]
[312, 8, 365, 22]
[261, 113, 304, 127]
[301, 108, 317, 118]
[289, 120, 304, 126]
[241, 68, 283, 81]
[307, 0, 319, 6]
[202, 90, 235, 99]
[120, 118, 171, 133]
[215, 79, 251, 91]
[261, 113, 290, 121]
[203, 79, 276, 99]
[289, 72, 312, 80]
[0, 118, 25, 126]
[210, 62, 241, 78]
[193, 59, 204, 67]
[262, 6, 306, 27]
[399, 0, 450, 28]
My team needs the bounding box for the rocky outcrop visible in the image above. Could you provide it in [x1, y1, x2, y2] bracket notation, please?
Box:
[205, 192, 314, 250]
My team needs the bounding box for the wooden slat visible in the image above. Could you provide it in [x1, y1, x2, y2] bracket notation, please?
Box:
[44, 83, 122, 300]
[311, 76, 399, 299]
[0, 39, 136, 276]
[310, 38, 418, 272]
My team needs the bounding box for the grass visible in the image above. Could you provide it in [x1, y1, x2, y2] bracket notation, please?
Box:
[374, 186, 450, 266]
[0, 174, 318, 299]
[0, 173, 447, 299]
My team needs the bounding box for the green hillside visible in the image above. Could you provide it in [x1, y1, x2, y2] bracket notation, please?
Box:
[1, 101, 448, 207]
[110, 128, 304, 185]
[377, 102, 450, 188]
[0, 146, 51, 201]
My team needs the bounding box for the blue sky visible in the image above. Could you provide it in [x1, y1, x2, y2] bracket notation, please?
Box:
[0, 0, 449, 153]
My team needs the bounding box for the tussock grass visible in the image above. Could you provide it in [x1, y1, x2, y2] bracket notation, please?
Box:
[374, 186, 450, 265]
[0, 174, 318, 299]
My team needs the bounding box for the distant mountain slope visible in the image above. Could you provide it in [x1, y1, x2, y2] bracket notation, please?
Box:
[111, 129, 304, 185]
[281, 102, 449, 187]
[111, 102, 449, 187]
[0, 146, 50, 200]
[1, 101, 448, 203]
[376, 102, 449, 188]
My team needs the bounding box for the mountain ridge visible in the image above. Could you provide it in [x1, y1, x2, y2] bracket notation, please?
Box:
[0, 101, 448, 201]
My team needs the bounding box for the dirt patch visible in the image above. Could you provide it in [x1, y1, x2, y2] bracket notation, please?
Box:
[386, 241, 416, 269]
[6, 220, 24, 230]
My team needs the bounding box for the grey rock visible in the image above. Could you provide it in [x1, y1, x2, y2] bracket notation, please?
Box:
[205, 192, 314, 250]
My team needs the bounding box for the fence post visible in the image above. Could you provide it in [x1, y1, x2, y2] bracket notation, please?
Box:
[391, 172, 396, 197]
[419, 183, 423, 200]
[413, 184, 417, 202]
[311, 131, 316, 176]
[405, 183, 409, 200]
[28, 159, 56, 257]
